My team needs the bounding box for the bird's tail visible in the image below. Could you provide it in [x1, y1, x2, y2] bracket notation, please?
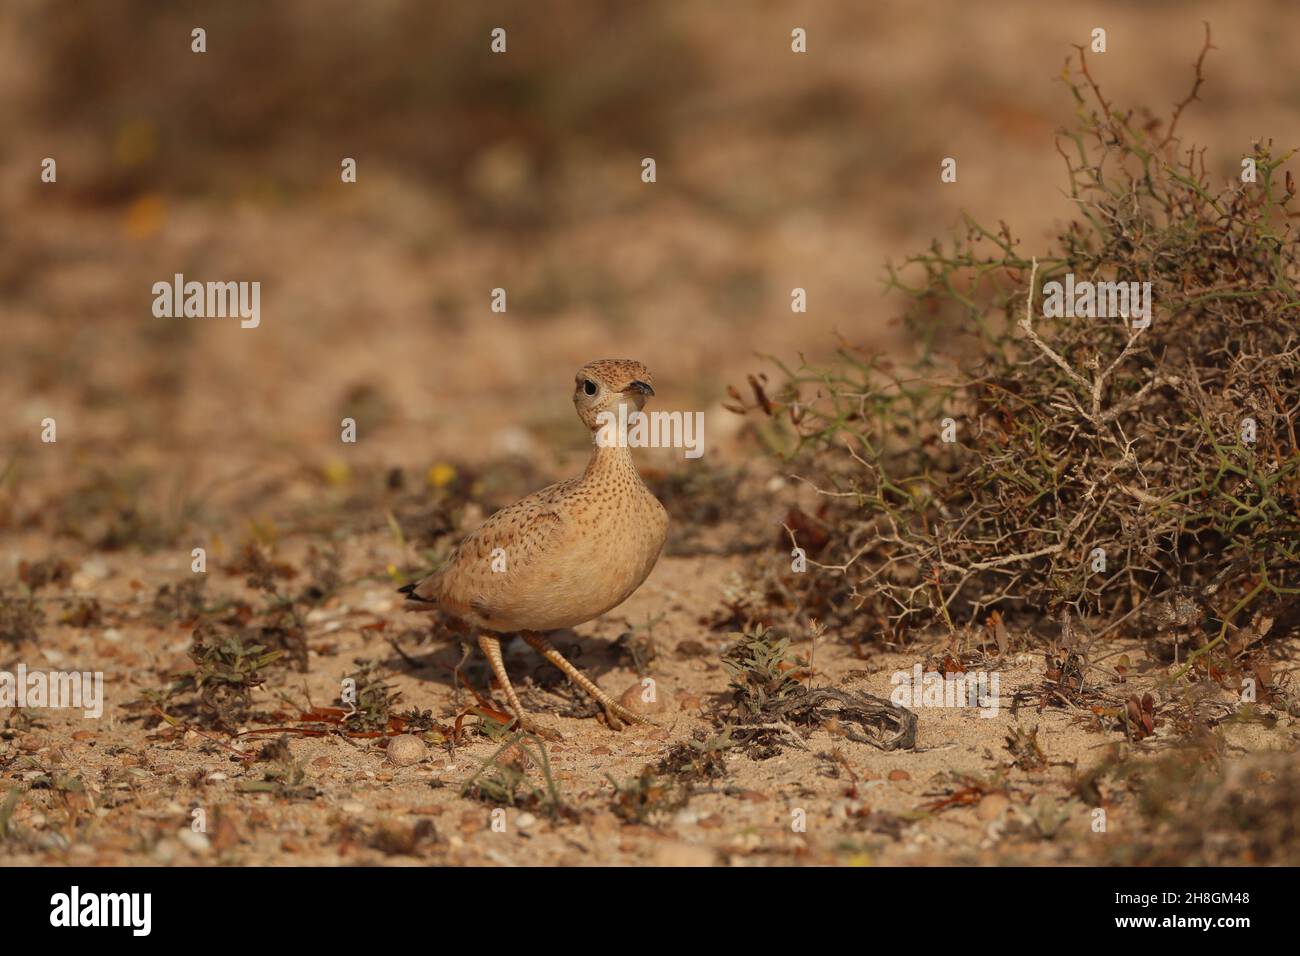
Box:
[398, 577, 440, 612]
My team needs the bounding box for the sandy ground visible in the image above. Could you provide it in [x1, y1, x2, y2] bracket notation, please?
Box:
[3, 497, 1297, 866]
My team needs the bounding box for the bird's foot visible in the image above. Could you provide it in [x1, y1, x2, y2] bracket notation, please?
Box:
[601, 700, 654, 731]
[511, 712, 565, 742]
[520, 631, 656, 733]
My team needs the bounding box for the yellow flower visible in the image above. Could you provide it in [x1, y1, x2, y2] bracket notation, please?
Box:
[123, 195, 165, 239]
[323, 459, 351, 486]
[426, 462, 456, 488]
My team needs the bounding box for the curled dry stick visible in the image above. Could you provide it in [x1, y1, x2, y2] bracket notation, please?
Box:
[749, 687, 919, 752]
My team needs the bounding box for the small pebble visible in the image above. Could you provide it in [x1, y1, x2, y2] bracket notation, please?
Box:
[618, 680, 668, 716]
[653, 842, 715, 867]
[177, 829, 211, 854]
[387, 734, 426, 767]
[152, 838, 180, 864]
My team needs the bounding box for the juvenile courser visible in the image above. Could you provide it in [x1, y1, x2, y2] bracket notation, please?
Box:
[402, 359, 669, 731]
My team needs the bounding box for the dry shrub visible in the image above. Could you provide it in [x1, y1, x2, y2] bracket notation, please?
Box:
[740, 32, 1300, 644]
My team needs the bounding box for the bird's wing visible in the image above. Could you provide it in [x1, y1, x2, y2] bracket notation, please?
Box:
[405, 479, 577, 620]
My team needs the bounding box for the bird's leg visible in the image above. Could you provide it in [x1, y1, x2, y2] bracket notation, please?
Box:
[476, 634, 561, 741]
[520, 631, 652, 730]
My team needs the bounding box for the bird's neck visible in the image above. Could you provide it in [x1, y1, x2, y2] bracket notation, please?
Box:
[583, 436, 641, 484]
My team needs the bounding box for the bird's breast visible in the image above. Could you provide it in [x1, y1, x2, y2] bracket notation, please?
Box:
[489, 485, 667, 632]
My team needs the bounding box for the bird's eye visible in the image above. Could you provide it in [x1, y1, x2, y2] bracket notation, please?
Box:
[583, 379, 597, 396]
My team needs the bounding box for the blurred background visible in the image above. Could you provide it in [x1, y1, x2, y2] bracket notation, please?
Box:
[1, 0, 1296, 523]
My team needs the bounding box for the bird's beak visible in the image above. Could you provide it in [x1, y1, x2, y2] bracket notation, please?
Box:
[624, 380, 655, 397]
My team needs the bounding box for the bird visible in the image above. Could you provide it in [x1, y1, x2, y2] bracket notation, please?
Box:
[400, 359, 669, 733]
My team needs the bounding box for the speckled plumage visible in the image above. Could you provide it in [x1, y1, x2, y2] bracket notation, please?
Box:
[403, 359, 668, 730]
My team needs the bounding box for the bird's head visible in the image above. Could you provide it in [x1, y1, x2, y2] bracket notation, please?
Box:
[573, 359, 655, 431]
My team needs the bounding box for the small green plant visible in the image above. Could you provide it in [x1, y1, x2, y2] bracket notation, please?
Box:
[460, 728, 565, 816]
[237, 735, 319, 800]
[1005, 725, 1048, 771]
[607, 767, 689, 825]
[143, 623, 283, 731]
[722, 623, 804, 719]
[656, 729, 734, 782]
[340, 659, 401, 733]
[190, 626, 282, 728]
